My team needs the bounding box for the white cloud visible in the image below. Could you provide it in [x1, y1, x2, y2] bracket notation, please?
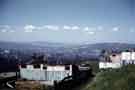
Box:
[0, 25, 10, 29]
[0, 29, 15, 33]
[24, 25, 36, 32]
[87, 31, 95, 35]
[43, 25, 59, 31]
[0, 25, 11, 33]
[112, 27, 119, 31]
[63, 25, 80, 30]
[24, 25, 36, 30]
[83, 27, 89, 31]
[71, 26, 80, 30]
[1, 29, 7, 32]
[0, 25, 15, 33]
[63, 25, 71, 30]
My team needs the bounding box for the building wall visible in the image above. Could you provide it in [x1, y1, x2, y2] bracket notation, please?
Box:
[121, 52, 135, 60]
[131, 52, 135, 60]
[99, 62, 121, 69]
[121, 52, 131, 60]
[20, 65, 72, 81]
[109, 54, 121, 63]
[121, 52, 135, 64]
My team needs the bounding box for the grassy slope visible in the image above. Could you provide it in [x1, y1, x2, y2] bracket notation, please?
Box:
[82, 64, 135, 90]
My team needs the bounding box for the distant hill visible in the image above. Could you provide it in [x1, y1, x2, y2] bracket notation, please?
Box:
[0, 41, 135, 51]
[0, 41, 135, 58]
[0, 41, 77, 50]
[78, 43, 135, 51]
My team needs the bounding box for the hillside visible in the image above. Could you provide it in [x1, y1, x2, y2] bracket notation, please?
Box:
[81, 64, 135, 90]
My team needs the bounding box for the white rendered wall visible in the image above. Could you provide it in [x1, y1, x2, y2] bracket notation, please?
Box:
[20, 65, 72, 81]
[121, 52, 131, 60]
[99, 62, 121, 69]
[131, 52, 135, 60]
[110, 54, 121, 63]
[121, 52, 135, 61]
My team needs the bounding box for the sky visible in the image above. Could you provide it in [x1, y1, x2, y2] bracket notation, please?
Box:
[0, 0, 135, 44]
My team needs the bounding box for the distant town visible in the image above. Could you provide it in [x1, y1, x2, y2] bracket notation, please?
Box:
[0, 42, 135, 90]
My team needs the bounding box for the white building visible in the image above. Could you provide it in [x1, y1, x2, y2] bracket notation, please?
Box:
[121, 51, 135, 64]
[19, 64, 72, 85]
[99, 51, 135, 69]
[99, 62, 121, 69]
[99, 52, 122, 69]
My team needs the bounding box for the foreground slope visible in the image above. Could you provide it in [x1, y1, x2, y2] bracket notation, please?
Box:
[82, 64, 135, 90]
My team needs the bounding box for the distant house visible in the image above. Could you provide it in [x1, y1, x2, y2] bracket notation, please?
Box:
[99, 52, 121, 69]
[99, 50, 135, 69]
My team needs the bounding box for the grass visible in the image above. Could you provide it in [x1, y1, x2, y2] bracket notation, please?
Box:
[81, 64, 135, 90]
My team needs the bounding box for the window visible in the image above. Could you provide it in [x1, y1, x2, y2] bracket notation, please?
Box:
[33, 64, 40, 68]
[21, 64, 26, 68]
[65, 65, 70, 70]
[112, 54, 116, 57]
[43, 66, 47, 69]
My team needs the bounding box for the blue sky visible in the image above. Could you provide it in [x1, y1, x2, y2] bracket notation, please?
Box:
[0, 0, 134, 44]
